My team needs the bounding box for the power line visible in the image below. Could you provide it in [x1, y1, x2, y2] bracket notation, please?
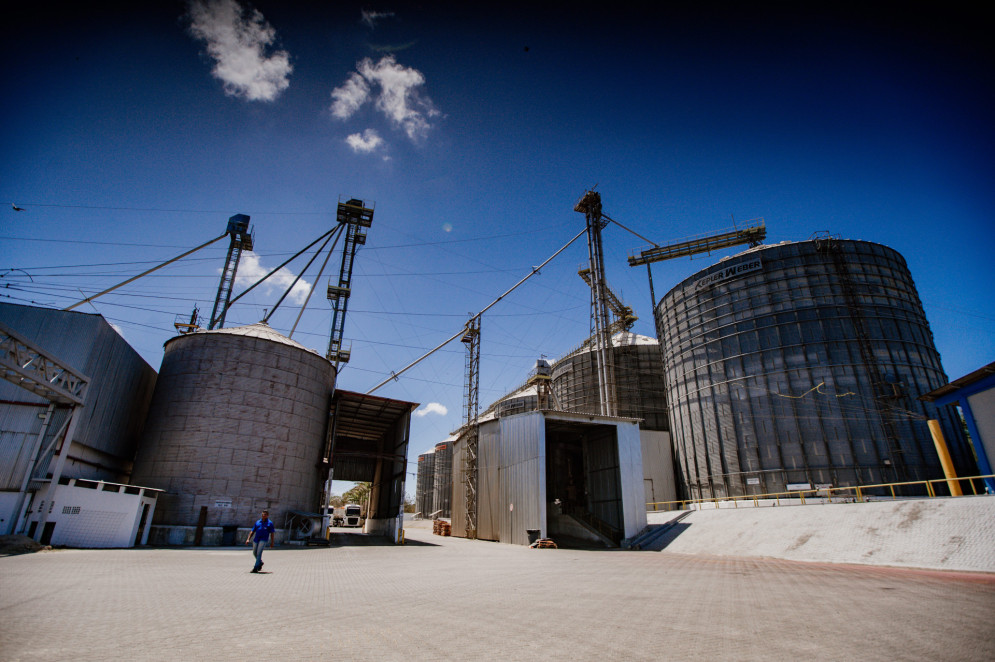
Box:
[8, 202, 330, 215]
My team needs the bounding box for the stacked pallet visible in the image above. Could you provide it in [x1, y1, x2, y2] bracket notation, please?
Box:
[433, 520, 451, 536]
[529, 538, 557, 549]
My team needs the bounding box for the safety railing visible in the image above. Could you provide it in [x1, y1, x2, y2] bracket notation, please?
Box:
[647, 474, 995, 512]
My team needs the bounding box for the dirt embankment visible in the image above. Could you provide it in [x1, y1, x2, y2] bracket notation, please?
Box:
[0, 535, 52, 556]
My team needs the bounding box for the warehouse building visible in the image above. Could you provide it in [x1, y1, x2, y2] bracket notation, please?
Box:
[657, 238, 974, 499]
[0, 303, 159, 546]
[449, 410, 646, 547]
[921, 361, 995, 494]
[550, 333, 676, 505]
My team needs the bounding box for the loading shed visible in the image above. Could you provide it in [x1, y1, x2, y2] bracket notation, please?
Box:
[450, 410, 646, 547]
[325, 390, 417, 543]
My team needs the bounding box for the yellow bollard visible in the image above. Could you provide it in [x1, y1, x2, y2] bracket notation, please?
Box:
[927, 419, 963, 496]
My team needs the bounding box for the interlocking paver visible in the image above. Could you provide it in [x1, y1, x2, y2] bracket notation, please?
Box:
[1, 521, 993, 661]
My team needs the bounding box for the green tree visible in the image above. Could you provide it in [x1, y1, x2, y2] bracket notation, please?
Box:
[342, 482, 372, 515]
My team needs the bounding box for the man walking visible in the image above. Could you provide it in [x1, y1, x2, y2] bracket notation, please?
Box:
[245, 510, 275, 573]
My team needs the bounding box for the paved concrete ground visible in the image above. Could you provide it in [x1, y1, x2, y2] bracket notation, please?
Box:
[645, 496, 995, 572]
[2, 520, 993, 661]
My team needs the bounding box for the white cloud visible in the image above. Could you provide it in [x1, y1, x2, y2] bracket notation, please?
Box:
[413, 402, 448, 418]
[360, 9, 395, 28]
[345, 129, 385, 153]
[330, 72, 371, 119]
[232, 251, 311, 305]
[188, 0, 292, 102]
[330, 55, 439, 141]
[359, 55, 440, 140]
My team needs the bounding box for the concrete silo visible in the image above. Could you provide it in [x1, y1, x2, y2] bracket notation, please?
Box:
[131, 322, 336, 544]
[658, 238, 974, 499]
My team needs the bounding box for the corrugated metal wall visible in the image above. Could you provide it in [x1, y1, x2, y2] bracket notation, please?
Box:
[450, 434, 466, 537]
[0, 304, 156, 486]
[639, 430, 676, 505]
[617, 422, 648, 538]
[497, 413, 545, 545]
[477, 421, 500, 540]
[451, 413, 646, 545]
[450, 421, 501, 540]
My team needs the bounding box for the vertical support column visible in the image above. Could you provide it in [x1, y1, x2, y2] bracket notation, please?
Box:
[7, 404, 55, 535]
[461, 316, 481, 539]
[927, 419, 963, 496]
[576, 191, 617, 417]
[31, 405, 85, 542]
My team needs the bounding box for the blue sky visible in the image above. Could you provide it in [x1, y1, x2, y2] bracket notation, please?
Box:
[2, 1, 993, 495]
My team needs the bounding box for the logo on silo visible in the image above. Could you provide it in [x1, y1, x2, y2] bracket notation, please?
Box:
[692, 257, 763, 291]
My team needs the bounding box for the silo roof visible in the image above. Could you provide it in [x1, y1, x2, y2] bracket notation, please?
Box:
[611, 331, 658, 347]
[182, 322, 322, 357]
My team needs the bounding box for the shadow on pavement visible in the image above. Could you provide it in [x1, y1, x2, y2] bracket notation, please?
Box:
[327, 531, 439, 547]
[649, 522, 692, 551]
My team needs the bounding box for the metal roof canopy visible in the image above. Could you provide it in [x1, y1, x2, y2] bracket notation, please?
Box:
[325, 389, 417, 536]
[326, 389, 417, 480]
[919, 361, 995, 403]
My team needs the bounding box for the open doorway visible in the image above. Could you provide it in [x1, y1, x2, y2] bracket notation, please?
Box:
[323, 390, 417, 544]
[545, 420, 623, 548]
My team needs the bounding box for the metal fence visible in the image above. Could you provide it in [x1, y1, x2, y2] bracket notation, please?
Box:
[647, 474, 995, 511]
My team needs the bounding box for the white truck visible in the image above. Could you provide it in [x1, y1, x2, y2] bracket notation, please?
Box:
[331, 504, 363, 528]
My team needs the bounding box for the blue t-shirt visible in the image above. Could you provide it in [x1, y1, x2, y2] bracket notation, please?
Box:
[251, 518, 275, 543]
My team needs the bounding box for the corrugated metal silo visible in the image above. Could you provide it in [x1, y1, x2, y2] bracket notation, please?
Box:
[550, 332, 669, 430]
[415, 449, 435, 516]
[432, 440, 453, 518]
[130, 322, 335, 543]
[658, 238, 974, 499]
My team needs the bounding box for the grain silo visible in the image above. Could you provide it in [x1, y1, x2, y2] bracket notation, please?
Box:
[551, 332, 670, 431]
[415, 449, 435, 517]
[658, 238, 975, 499]
[432, 439, 453, 518]
[131, 322, 336, 544]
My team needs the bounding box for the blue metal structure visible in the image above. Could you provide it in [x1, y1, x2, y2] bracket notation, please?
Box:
[922, 363, 995, 494]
